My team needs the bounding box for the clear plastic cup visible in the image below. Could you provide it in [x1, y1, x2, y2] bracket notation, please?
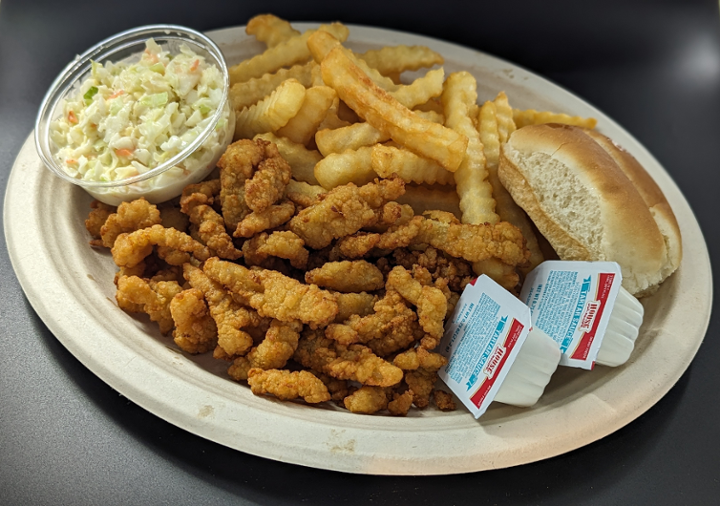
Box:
[34, 24, 234, 206]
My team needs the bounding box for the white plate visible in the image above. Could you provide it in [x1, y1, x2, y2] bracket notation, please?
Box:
[4, 24, 712, 475]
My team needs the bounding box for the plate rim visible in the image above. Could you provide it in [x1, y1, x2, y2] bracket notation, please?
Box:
[3, 23, 714, 475]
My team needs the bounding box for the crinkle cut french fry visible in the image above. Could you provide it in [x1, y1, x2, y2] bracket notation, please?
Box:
[316, 95, 352, 131]
[229, 62, 318, 111]
[478, 100, 500, 168]
[493, 91, 516, 143]
[371, 144, 455, 185]
[315, 109, 443, 157]
[314, 146, 376, 190]
[307, 30, 343, 62]
[390, 68, 445, 109]
[316, 122, 387, 156]
[229, 23, 349, 85]
[321, 46, 468, 172]
[512, 108, 597, 129]
[359, 45, 444, 75]
[277, 86, 337, 145]
[478, 99, 543, 274]
[254, 132, 322, 185]
[441, 71, 498, 224]
[309, 31, 401, 93]
[234, 79, 307, 140]
[246, 14, 301, 48]
[395, 185, 462, 219]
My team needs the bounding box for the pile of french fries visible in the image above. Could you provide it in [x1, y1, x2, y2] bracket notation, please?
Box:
[228, 14, 597, 288]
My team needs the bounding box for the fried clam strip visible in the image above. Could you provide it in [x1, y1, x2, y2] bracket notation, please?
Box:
[228, 320, 303, 380]
[247, 368, 331, 404]
[392, 246, 474, 293]
[242, 231, 309, 269]
[333, 292, 377, 323]
[217, 138, 265, 231]
[233, 200, 295, 238]
[183, 263, 258, 357]
[288, 176, 406, 249]
[386, 265, 448, 345]
[343, 386, 389, 414]
[305, 260, 384, 293]
[333, 232, 381, 259]
[414, 214, 529, 267]
[203, 257, 338, 327]
[328, 289, 423, 357]
[284, 179, 326, 208]
[112, 225, 210, 269]
[393, 346, 449, 409]
[116, 275, 183, 335]
[100, 197, 162, 248]
[180, 180, 241, 260]
[169, 288, 218, 354]
[244, 139, 292, 213]
[365, 201, 415, 233]
[294, 329, 403, 387]
[85, 200, 116, 246]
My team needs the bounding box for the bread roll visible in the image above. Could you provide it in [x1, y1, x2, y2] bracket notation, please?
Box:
[498, 123, 681, 296]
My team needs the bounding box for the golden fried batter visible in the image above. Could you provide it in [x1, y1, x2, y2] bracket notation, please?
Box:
[244, 141, 292, 213]
[294, 330, 403, 387]
[304, 260, 384, 293]
[415, 216, 529, 266]
[433, 389, 457, 411]
[218, 139, 265, 230]
[333, 232, 381, 259]
[333, 292, 377, 322]
[170, 288, 218, 354]
[85, 200, 116, 246]
[203, 257, 338, 327]
[247, 368, 331, 404]
[112, 225, 210, 268]
[288, 177, 406, 249]
[343, 289, 422, 357]
[116, 275, 183, 335]
[183, 264, 258, 357]
[101, 198, 162, 248]
[180, 180, 241, 260]
[233, 200, 296, 238]
[343, 386, 389, 414]
[387, 389, 414, 416]
[242, 231, 308, 269]
[228, 320, 302, 380]
[386, 265, 448, 342]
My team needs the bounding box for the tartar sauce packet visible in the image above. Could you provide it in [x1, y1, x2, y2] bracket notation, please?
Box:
[520, 261, 623, 370]
[438, 275, 532, 419]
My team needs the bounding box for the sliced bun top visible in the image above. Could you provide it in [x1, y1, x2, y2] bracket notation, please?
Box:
[498, 123, 681, 296]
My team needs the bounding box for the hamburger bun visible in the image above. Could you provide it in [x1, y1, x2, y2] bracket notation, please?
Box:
[498, 123, 681, 296]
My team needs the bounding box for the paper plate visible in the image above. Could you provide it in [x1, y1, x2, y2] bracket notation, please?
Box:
[4, 24, 712, 475]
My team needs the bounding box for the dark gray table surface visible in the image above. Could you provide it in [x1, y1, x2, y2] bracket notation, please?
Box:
[1, 0, 718, 504]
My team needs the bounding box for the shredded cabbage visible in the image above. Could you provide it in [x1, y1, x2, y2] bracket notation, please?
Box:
[50, 39, 229, 186]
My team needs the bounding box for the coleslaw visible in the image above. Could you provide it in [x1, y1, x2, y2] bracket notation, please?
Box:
[48, 38, 232, 203]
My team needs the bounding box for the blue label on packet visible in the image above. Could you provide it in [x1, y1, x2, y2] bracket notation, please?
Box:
[438, 275, 531, 419]
[520, 261, 622, 370]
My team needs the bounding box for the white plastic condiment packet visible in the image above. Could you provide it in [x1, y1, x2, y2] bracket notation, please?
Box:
[520, 261, 623, 370]
[438, 275, 532, 419]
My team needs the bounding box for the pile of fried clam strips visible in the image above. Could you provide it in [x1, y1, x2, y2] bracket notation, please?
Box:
[84, 15, 598, 416]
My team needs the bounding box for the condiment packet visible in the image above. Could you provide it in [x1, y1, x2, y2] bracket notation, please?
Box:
[438, 275, 532, 419]
[520, 261, 623, 370]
